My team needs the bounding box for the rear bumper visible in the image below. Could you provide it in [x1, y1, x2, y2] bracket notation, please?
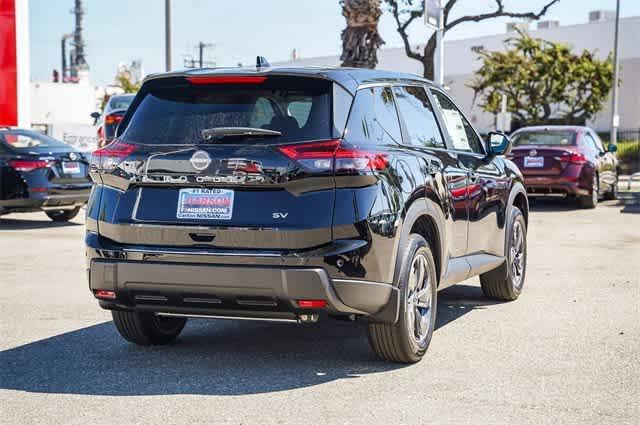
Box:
[0, 192, 89, 213]
[523, 176, 589, 196]
[86, 233, 399, 323]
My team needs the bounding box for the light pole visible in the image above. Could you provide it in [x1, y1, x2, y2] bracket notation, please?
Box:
[165, 0, 172, 71]
[425, 0, 444, 85]
[436, 6, 444, 85]
[610, 0, 620, 145]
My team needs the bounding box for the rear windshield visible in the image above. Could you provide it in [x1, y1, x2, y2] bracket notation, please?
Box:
[0, 129, 69, 151]
[512, 131, 576, 146]
[120, 77, 332, 145]
[108, 95, 135, 111]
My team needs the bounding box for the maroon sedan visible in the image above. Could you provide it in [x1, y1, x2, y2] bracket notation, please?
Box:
[508, 126, 618, 208]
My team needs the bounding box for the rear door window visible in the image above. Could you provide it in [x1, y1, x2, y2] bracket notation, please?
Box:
[393, 86, 444, 148]
[344, 87, 401, 145]
[121, 76, 332, 145]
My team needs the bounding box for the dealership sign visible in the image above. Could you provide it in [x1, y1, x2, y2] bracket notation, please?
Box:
[0, 0, 29, 127]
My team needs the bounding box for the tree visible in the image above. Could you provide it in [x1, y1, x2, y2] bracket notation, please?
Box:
[115, 72, 141, 94]
[386, 0, 560, 80]
[340, 0, 385, 68]
[468, 30, 614, 127]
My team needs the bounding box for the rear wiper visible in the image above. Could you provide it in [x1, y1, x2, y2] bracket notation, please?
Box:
[201, 127, 282, 142]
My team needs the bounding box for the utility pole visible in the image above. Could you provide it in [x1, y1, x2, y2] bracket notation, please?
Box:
[165, 0, 172, 71]
[198, 42, 214, 68]
[610, 0, 621, 145]
[183, 42, 216, 69]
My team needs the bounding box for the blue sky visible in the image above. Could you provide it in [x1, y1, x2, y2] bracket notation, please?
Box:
[29, 0, 640, 85]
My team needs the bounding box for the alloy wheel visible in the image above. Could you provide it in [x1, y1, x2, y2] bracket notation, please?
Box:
[406, 253, 433, 345]
[510, 220, 525, 288]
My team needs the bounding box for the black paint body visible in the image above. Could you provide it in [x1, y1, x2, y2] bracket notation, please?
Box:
[86, 67, 528, 323]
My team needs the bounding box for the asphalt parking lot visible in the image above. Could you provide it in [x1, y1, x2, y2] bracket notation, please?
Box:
[1, 199, 638, 425]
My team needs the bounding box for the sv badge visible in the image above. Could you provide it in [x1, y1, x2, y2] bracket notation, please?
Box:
[272, 212, 289, 219]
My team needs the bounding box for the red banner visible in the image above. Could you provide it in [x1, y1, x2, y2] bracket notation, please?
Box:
[0, 0, 17, 126]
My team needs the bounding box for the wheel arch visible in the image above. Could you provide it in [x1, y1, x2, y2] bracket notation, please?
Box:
[502, 181, 529, 259]
[511, 186, 529, 228]
[393, 197, 446, 288]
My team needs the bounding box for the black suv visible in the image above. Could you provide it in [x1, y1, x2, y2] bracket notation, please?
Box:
[86, 67, 528, 363]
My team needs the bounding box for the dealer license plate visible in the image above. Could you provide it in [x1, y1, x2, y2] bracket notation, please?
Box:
[62, 161, 81, 174]
[524, 156, 544, 168]
[176, 188, 234, 220]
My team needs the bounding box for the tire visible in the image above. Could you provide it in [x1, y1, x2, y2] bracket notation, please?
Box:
[368, 234, 438, 363]
[45, 206, 81, 222]
[604, 174, 618, 201]
[480, 207, 527, 301]
[579, 175, 598, 209]
[112, 310, 187, 345]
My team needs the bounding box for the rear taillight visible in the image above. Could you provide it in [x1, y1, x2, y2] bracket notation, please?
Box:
[91, 140, 137, 171]
[556, 153, 587, 165]
[278, 139, 388, 173]
[9, 160, 50, 172]
[104, 113, 124, 126]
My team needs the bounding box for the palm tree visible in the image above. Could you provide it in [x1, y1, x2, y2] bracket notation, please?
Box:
[340, 0, 384, 68]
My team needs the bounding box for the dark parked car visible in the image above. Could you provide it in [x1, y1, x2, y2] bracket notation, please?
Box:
[92, 93, 136, 148]
[86, 67, 529, 363]
[509, 126, 618, 208]
[0, 128, 91, 221]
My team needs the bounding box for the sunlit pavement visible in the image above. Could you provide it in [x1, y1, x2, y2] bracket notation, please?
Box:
[1, 200, 638, 425]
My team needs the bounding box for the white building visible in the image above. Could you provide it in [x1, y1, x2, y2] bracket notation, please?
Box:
[29, 82, 104, 151]
[278, 12, 640, 134]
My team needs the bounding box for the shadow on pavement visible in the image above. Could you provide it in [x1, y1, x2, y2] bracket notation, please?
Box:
[528, 197, 585, 212]
[0, 217, 82, 230]
[0, 284, 496, 396]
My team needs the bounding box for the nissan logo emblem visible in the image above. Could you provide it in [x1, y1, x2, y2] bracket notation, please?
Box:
[190, 150, 211, 171]
[529, 149, 537, 156]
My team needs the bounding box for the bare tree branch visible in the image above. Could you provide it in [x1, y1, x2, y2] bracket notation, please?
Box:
[445, 0, 561, 31]
[385, 0, 561, 79]
[387, 0, 423, 61]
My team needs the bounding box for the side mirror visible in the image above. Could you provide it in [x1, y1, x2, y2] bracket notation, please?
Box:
[486, 131, 512, 156]
[90, 112, 100, 125]
[607, 144, 618, 153]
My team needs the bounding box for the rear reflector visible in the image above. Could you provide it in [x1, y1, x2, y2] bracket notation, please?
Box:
[278, 139, 388, 173]
[9, 160, 50, 172]
[91, 140, 137, 171]
[297, 300, 327, 309]
[186, 76, 267, 85]
[29, 187, 48, 193]
[94, 290, 116, 300]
